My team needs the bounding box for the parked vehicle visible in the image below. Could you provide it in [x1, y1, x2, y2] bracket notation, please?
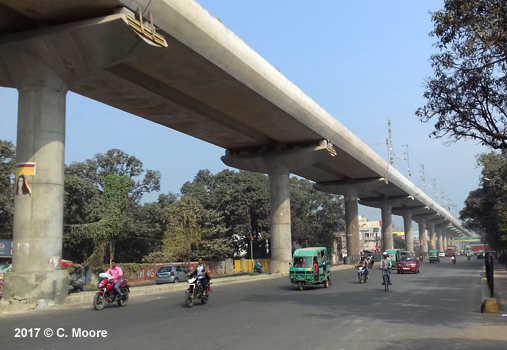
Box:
[429, 250, 440, 263]
[357, 266, 367, 283]
[289, 247, 331, 291]
[185, 274, 211, 308]
[397, 256, 420, 274]
[68, 275, 85, 294]
[93, 273, 130, 310]
[156, 265, 189, 284]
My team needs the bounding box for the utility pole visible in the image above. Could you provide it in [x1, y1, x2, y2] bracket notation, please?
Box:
[401, 144, 411, 181]
[420, 164, 426, 192]
[387, 119, 394, 166]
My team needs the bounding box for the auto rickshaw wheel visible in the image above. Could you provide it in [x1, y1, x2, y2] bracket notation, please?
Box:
[298, 282, 304, 291]
[323, 278, 329, 288]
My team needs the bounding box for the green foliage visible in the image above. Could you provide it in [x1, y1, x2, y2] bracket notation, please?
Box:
[416, 0, 507, 149]
[460, 151, 507, 250]
[0, 140, 15, 237]
[150, 170, 345, 262]
[393, 236, 406, 250]
[67, 175, 132, 268]
[63, 149, 161, 263]
[290, 177, 345, 253]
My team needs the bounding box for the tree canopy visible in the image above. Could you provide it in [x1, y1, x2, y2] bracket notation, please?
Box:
[0, 140, 15, 238]
[460, 151, 507, 250]
[416, 0, 507, 149]
[2, 141, 346, 264]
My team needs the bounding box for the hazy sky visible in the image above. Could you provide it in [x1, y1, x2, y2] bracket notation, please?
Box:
[0, 1, 489, 224]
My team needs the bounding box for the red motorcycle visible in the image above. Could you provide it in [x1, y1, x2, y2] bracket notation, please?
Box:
[93, 273, 130, 310]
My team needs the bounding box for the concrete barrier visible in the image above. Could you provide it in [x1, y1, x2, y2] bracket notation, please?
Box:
[481, 277, 498, 313]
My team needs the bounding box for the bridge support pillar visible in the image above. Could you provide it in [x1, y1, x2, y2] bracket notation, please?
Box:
[381, 202, 393, 250]
[2, 48, 68, 303]
[436, 226, 443, 252]
[344, 195, 360, 263]
[416, 219, 428, 253]
[427, 221, 436, 250]
[266, 160, 291, 275]
[403, 212, 413, 253]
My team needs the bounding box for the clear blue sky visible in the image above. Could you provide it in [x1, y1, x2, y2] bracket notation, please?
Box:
[0, 0, 488, 223]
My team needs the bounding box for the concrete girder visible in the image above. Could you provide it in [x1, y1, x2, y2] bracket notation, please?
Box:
[0, 8, 155, 88]
[221, 140, 337, 175]
[358, 195, 415, 209]
[314, 177, 384, 197]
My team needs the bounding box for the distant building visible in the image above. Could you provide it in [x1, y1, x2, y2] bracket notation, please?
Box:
[359, 215, 381, 253]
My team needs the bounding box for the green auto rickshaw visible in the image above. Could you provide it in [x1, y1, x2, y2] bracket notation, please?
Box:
[289, 247, 331, 291]
[429, 249, 440, 263]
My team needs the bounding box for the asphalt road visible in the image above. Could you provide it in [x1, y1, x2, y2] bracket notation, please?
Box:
[1, 256, 506, 350]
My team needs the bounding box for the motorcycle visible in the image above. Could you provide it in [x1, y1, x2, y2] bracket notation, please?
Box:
[368, 258, 374, 269]
[185, 274, 211, 308]
[419, 256, 423, 263]
[452, 256, 456, 264]
[68, 275, 85, 294]
[357, 266, 367, 284]
[93, 273, 130, 310]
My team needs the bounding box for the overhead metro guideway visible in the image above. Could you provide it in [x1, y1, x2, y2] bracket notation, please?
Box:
[0, 0, 470, 301]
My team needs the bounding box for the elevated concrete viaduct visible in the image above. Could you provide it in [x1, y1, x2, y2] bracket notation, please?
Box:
[0, 0, 471, 302]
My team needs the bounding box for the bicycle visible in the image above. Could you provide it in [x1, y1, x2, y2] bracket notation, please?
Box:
[382, 268, 390, 292]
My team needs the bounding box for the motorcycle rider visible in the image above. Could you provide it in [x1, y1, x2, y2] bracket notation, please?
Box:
[188, 258, 210, 295]
[367, 253, 374, 268]
[451, 252, 456, 263]
[380, 252, 392, 285]
[254, 260, 262, 273]
[106, 260, 124, 299]
[355, 256, 369, 279]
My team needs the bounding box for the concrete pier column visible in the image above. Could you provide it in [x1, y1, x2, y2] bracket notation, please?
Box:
[436, 226, 443, 251]
[381, 202, 393, 250]
[266, 159, 291, 275]
[417, 220, 428, 253]
[427, 221, 436, 250]
[344, 195, 360, 263]
[3, 51, 68, 303]
[403, 212, 413, 252]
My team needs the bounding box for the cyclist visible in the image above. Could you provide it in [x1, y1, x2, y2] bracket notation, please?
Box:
[379, 252, 392, 286]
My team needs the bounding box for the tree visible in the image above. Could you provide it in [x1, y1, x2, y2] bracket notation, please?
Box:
[290, 177, 345, 253]
[63, 149, 162, 262]
[460, 151, 507, 250]
[66, 149, 161, 204]
[416, 0, 507, 149]
[67, 175, 132, 268]
[0, 140, 15, 238]
[181, 170, 270, 259]
[393, 235, 406, 250]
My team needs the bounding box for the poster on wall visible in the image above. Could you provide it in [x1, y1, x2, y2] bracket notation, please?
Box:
[14, 162, 36, 195]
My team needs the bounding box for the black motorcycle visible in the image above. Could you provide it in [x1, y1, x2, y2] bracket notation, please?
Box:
[68, 275, 85, 294]
[185, 274, 211, 308]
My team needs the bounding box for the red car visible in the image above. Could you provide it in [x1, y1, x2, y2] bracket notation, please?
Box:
[397, 256, 420, 274]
